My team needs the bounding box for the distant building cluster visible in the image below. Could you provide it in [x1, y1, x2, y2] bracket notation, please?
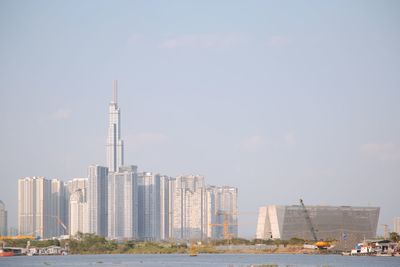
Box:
[17, 81, 238, 241]
[256, 204, 380, 249]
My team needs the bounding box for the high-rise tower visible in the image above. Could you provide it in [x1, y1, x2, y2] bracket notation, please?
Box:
[0, 200, 7, 236]
[68, 178, 89, 236]
[173, 175, 208, 240]
[108, 165, 138, 240]
[88, 165, 108, 236]
[107, 80, 124, 173]
[18, 177, 67, 239]
[137, 172, 161, 241]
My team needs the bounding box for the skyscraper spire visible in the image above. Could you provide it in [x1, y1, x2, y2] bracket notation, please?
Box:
[113, 80, 118, 104]
[107, 80, 124, 172]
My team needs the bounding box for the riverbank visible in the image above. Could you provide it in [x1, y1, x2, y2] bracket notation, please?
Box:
[4, 233, 398, 256]
[62, 233, 322, 255]
[0, 234, 332, 256]
[69, 243, 325, 255]
[1, 253, 400, 267]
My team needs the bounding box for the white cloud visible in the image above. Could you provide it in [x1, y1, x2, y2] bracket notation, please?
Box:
[160, 33, 245, 49]
[361, 142, 400, 161]
[51, 108, 72, 120]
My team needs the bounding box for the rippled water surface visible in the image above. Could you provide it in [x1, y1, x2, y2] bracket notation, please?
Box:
[0, 254, 399, 267]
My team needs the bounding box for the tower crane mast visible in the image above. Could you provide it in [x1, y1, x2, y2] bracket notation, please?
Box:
[299, 199, 318, 242]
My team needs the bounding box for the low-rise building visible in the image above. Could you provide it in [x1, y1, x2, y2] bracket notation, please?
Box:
[256, 204, 380, 249]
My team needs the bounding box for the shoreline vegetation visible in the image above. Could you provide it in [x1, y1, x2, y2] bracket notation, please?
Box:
[2, 233, 333, 255]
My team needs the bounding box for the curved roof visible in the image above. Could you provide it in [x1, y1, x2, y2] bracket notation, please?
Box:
[0, 200, 5, 209]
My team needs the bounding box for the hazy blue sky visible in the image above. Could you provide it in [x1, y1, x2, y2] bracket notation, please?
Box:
[1, 0, 399, 237]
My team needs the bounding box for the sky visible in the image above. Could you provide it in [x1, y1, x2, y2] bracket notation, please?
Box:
[0, 0, 399, 238]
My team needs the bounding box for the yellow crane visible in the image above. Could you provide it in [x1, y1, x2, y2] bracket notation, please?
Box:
[0, 235, 35, 240]
[299, 199, 331, 249]
[0, 228, 43, 240]
[209, 211, 238, 240]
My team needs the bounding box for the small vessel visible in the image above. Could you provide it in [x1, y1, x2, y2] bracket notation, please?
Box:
[314, 241, 332, 250]
[189, 245, 197, 257]
[0, 248, 15, 257]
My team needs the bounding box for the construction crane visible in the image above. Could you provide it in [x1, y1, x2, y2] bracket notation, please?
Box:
[56, 216, 68, 235]
[299, 199, 330, 249]
[299, 199, 318, 242]
[0, 227, 44, 241]
[209, 211, 238, 240]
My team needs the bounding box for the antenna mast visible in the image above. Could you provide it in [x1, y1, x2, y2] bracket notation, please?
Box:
[113, 80, 118, 103]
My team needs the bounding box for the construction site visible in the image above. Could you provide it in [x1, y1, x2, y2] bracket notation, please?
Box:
[256, 200, 380, 250]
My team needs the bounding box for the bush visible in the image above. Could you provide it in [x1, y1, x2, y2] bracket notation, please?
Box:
[68, 233, 118, 254]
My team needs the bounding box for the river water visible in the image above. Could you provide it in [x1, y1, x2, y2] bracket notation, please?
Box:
[0, 254, 399, 267]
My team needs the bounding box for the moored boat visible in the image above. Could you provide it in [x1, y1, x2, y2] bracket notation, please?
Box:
[0, 248, 14, 257]
[189, 244, 198, 256]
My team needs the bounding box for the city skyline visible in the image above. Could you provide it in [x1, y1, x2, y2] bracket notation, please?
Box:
[4, 78, 399, 238]
[14, 82, 238, 241]
[1, 1, 399, 237]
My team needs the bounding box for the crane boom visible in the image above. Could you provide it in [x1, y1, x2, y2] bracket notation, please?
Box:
[209, 211, 238, 240]
[56, 216, 68, 234]
[299, 199, 318, 242]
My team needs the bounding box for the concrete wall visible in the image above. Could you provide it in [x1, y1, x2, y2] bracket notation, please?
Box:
[256, 204, 380, 249]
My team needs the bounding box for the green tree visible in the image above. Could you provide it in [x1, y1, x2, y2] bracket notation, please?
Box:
[389, 232, 399, 242]
[288, 237, 305, 245]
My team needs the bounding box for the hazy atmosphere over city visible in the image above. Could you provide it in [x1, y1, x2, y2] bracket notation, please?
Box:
[0, 0, 399, 238]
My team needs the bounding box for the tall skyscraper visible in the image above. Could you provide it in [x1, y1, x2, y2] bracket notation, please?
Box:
[394, 217, 400, 235]
[68, 178, 88, 236]
[173, 175, 208, 240]
[108, 165, 138, 240]
[205, 187, 216, 239]
[49, 179, 68, 237]
[18, 177, 66, 239]
[211, 186, 238, 239]
[70, 189, 88, 236]
[167, 178, 176, 240]
[159, 175, 171, 240]
[88, 165, 108, 236]
[107, 80, 124, 173]
[137, 172, 161, 241]
[0, 200, 7, 236]
[67, 178, 88, 195]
